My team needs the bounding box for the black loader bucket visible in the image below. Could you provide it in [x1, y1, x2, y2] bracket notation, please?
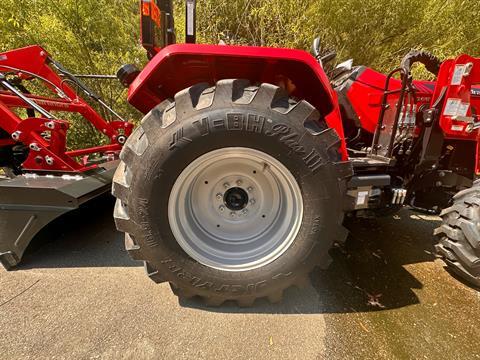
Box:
[0, 161, 118, 270]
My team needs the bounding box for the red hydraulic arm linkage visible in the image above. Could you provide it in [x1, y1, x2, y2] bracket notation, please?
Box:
[0, 45, 133, 172]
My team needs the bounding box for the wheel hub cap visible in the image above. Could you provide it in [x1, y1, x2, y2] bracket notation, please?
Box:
[224, 187, 249, 211]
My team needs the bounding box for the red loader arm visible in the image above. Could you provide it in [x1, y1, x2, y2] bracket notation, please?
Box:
[0, 45, 133, 270]
[0, 45, 133, 172]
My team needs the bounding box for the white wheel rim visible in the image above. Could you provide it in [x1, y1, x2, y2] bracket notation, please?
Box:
[168, 147, 303, 271]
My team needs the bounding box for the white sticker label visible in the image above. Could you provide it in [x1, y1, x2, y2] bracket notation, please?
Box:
[356, 191, 369, 205]
[451, 64, 466, 85]
[457, 102, 470, 117]
[444, 98, 462, 116]
[0, 55, 7, 61]
[186, 1, 195, 36]
[451, 125, 464, 131]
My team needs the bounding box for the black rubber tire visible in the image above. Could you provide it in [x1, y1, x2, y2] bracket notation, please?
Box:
[435, 180, 480, 288]
[112, 79, 353, 306]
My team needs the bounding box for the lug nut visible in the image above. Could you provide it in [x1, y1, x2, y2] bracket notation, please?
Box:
[247, 187, 253, 192]
[216, 193, 223, 200]
[223, 183, 230, 189]
[236, 180, 243, 186]
[219, 205, 225, 212]
[250, 199, 256, 205]
[45, 121, 55, 130]
[242, 209, 248, 215]
[230, 212, 235, 218]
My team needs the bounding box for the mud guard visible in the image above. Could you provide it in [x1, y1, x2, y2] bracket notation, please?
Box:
[0, 160, 118, 269]
[126, 43, 349, 160]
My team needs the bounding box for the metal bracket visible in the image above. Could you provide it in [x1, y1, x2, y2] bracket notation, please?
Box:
[0, 161, 118, 269]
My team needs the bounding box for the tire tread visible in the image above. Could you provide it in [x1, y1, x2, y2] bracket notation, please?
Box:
[112, 79, 353, 306]
[435, 181, 480, 287]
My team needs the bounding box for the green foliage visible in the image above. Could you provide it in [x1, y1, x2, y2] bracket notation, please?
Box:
[0, 0, 145, 149]
[195, 0, 479, 73]
[1, 0, 479, 148]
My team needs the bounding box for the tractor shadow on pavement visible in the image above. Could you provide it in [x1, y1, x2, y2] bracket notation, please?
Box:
[17, 200, 442, 314]
[180, 210, 441, 314]
[18, 194, 140, 269]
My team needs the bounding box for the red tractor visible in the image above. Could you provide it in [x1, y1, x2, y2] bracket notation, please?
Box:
[113, 0, 480, 306]
[2, 0, 479, 307]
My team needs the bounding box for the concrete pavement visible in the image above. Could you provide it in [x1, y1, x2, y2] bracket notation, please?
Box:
[0, 199, 479, 359]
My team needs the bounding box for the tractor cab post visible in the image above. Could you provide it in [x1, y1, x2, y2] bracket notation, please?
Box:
[140, 0, 196, 58]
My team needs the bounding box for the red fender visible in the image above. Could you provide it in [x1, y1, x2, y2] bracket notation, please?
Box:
[127, 44, 348, 159]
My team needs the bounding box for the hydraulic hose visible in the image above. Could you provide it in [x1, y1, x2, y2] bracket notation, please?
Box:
[400, 50, 442, 76]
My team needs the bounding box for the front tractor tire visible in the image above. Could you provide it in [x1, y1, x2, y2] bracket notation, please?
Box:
[435, 181, 480, 288]
[113, 80, 352, 306]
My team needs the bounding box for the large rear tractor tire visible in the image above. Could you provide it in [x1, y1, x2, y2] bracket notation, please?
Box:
[435, 181, 480, 288]
[112, 79, 352, 306]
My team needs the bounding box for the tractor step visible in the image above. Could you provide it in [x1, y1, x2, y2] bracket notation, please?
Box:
[0, 160, 118, 270]
[350, 155, 394, 168]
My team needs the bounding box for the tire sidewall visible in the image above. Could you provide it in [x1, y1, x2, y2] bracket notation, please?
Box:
[126, 106, 344, 299]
